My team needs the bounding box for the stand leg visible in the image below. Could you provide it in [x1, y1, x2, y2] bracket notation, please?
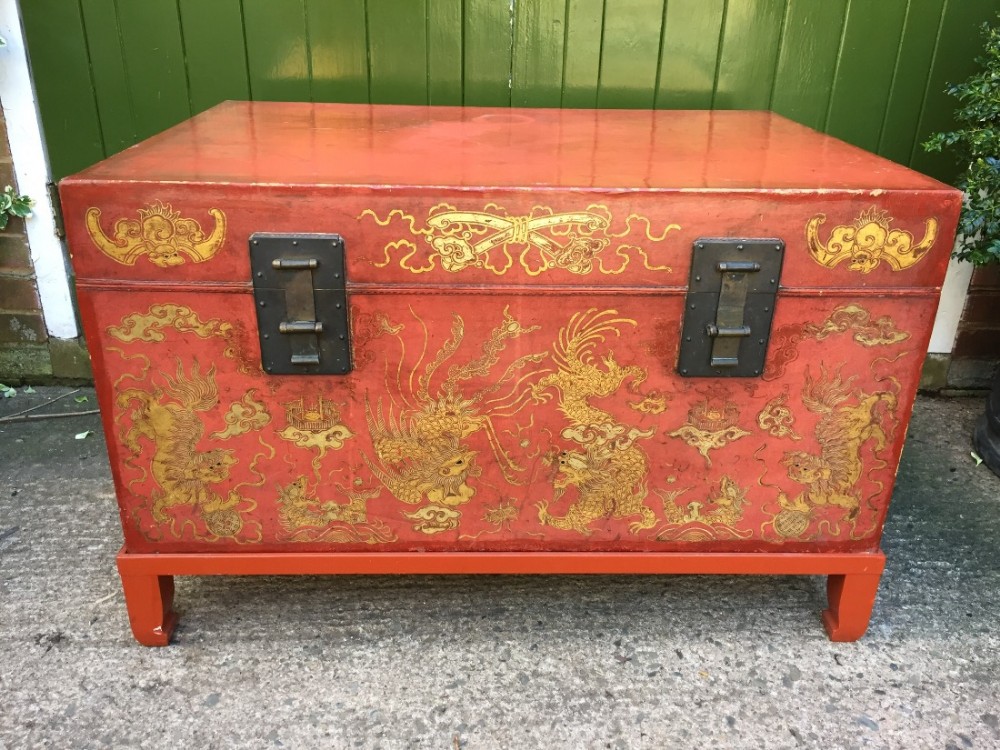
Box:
[119, 573, 178, 646]
[821, 572, 882, 642]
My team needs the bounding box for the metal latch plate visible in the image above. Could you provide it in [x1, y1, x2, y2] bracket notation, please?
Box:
[251, 233, 352, 375]
[677, 238, 784, 378]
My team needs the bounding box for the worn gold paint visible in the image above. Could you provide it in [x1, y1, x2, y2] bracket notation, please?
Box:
[405, 504, 462, 534]
[806, 206, 937, 273]
[669, 397, 749, 466]
[117, 359, 260, 541]
[629, 390, 669, 414]
[275, 476, 395, 543]
[655, 476, 753, 541]
[86, 201, 226, 267]
[211, 389, 271, 439]
[757, 391, 801, 441]
[778, 364, 897, 517]
[532, 309, 658, 535]
[482, 499, 519, 530]
[769, 508, 812, 539]
[361, 203, 679, 275]
[106, 295, 906, 546]
[803, 303, 910, 346]
[109, 303, 232, 342]
[110, 303, 257, 375]
[279, 397, 353, 456]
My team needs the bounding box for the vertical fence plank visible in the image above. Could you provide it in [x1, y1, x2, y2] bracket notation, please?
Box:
[305, 0, 370, 103]
[20, 1, 105, 180]
[826, 1, 908, 152]
[597, 0, 664, 108]
[243, 0, 311, 101]
[770, 0, 847, 130]
[714, 0, 786, 109]
[178, 0, 250, 113]
[115, 0, 191, 140]
[512, 0, 566, 107]
[562, 0, 604, 107]
[79, 0, 135, 154]
[910, 0, 998, 180]
[464, 0, 514, 106]
[367, 0, 428, 104]
[24, 0, 998, 184]
[655, 0, 725, 109]
[427, 0, 463, 104]
[877, 0, 946, 165]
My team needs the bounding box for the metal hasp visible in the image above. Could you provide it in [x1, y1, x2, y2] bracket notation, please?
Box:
[250, 233, 352, 375]
[677, 238, 784, 377]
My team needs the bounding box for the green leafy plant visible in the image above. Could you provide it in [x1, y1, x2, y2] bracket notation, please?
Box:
[0, 185, 33, 230]
[924, 17, 1000, 264]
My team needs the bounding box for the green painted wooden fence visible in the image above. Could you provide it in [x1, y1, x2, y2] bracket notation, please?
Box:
[21, 0, 999, 183]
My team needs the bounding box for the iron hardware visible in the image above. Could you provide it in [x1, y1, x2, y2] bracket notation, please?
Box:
[678, 238, 784, 377]
[279, 321, 324, 334]
[250, 233, 352, 375]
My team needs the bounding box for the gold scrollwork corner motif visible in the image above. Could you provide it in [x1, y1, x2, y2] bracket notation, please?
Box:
[806, 206, 937, 274]
[86, 201, 226, 267]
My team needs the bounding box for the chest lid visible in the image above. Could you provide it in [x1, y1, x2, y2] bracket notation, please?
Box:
[66, 101, 954, 192]
[60, 102, 961, 291]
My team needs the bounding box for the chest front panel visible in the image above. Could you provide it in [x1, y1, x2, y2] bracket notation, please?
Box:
[69, 184, 948, 555]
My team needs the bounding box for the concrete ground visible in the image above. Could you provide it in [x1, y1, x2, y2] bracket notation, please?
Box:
[0, 388, 998, 750]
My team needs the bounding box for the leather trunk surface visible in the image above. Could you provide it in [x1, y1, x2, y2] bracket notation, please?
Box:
[60, 103, 962, 554]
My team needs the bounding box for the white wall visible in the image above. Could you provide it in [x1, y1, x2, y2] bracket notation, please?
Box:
[0, 0, 78, 339]
[929, 245, 974, 355]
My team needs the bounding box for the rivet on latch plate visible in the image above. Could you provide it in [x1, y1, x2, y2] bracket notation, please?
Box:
[677, 238, 784, 378]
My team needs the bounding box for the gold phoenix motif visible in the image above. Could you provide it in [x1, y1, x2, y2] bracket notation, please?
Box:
[360, 203, 679, 276]
[806, 206, 937, 274]
[532, 309, 658, 535]
[363, 306, 546, 535]
[86, 201, 226, 267]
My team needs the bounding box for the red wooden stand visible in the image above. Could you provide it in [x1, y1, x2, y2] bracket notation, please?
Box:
[116, 549, 885, 646]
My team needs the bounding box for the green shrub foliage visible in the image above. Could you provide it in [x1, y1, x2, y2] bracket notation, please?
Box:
[925, 17, 1000, 265]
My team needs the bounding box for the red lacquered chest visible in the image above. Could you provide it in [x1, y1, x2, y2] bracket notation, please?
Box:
[60, 102, 961, 645]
